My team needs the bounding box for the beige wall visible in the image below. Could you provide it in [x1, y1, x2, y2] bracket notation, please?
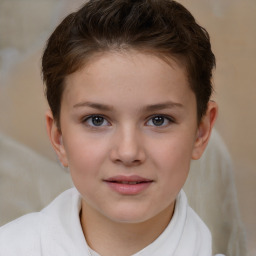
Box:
[0, 0, 255, 254]
[180, 1, 256, 254]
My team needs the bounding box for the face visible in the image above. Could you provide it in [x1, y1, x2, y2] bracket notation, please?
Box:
[47, 51, 216, 225]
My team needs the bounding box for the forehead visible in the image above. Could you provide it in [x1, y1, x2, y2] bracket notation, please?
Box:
[65, 50, 189, 87]
[62, 50, 195, 110]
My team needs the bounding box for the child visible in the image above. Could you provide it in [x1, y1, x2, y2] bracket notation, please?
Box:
[0, 0, 224, 255]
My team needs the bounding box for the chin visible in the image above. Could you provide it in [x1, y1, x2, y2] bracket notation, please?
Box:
[104, 207, 155, 224]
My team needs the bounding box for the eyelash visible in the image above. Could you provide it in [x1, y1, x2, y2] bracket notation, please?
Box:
[82, 114, 175, 128]
[82, 115, 110, 128]
[146, 115, 175, 127]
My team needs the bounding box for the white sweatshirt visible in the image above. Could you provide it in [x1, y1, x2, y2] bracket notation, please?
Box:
[0, 188, 225, 256]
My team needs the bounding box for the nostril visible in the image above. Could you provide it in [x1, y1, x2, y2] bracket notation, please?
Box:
[132, 159, 142, 165]
[113, 158, 142, 166]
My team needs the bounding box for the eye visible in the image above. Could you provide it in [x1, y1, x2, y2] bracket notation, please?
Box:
[146, 115, 173, 127]
[84, 115, 110, 127]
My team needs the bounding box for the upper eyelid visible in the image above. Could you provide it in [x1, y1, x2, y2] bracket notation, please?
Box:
[81, 115, 111, 127]
[146, 114, 175, 122]
[82, 114, 109, 121]
[145, 115, 176, 128]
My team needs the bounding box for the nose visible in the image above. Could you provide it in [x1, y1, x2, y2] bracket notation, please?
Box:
[110, 126, 146, 166]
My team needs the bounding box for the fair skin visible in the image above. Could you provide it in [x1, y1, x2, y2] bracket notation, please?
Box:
[46, 51, 217, 256]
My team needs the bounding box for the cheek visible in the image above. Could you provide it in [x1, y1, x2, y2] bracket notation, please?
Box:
[150, 133, 195, 185]
[64, 135, 109, 178]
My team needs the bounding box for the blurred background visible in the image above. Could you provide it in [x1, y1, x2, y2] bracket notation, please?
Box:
[0, 0, 255, 255]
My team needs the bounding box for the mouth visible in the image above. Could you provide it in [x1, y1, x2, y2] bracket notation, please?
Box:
[104, 175, 153, 184]
[103, 175, 153, 195]
[109, 181, 150, 185]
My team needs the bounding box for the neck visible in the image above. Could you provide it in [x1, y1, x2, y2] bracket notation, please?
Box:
[80, 201, 175, 256]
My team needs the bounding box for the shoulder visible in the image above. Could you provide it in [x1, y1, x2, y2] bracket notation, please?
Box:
[41, 187, 80, 216]
[0, 212, 43, 255]
[0, 188, 82, 256]
[173, 190, 212, 255]
[178, 190, 211, 239]
[177, 192, 227, 256]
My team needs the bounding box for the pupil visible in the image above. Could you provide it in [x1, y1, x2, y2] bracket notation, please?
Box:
[92, 116, 104, 126]
[153, 116, 164, 126]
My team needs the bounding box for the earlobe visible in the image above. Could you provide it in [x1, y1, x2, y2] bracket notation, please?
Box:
[45, 110, 68, 167]
[192, 101, 218, 160]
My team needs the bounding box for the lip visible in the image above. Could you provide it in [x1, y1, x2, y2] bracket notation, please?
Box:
[103, 175, 153, 195]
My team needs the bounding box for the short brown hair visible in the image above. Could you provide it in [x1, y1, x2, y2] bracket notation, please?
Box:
[42, 0, 215, 127]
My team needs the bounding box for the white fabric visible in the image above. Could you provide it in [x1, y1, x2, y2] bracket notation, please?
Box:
[0, 188, 223, 256]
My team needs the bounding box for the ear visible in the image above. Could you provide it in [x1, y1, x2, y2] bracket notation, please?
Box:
[45, 110, 68, 167]
[192, 101, 218, 160]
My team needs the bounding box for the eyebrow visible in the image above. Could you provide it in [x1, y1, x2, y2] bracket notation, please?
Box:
[143, 101, 184, 111]
[73, 101, 183, 111]
[73, 101, 113, 111]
